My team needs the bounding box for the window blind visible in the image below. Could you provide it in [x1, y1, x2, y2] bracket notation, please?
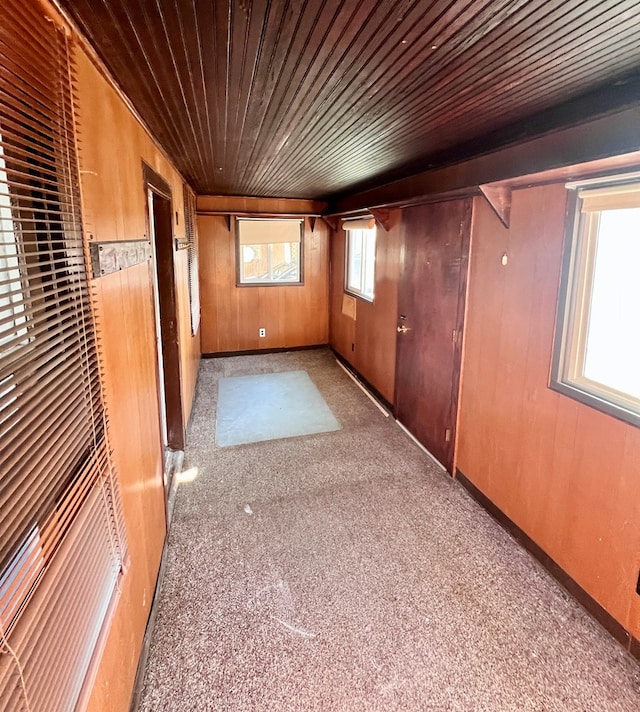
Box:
[579, 183, 640, 212]
[0, 2, 127, 710]
[183, 184, 200, 335]
[237, 218, 303, 245]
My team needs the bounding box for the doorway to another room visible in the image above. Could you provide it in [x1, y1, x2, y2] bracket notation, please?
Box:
[143, 163, 185, 498]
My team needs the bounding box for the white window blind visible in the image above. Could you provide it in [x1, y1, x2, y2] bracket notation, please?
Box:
[237, 218, 302, 245]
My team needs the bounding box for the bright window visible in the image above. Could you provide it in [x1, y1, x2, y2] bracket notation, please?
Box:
[551, 180, 640, 426]
[237, 218, 303, 284]
[345, 226, 376, 301]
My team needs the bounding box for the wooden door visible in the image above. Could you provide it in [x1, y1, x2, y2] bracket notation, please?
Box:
[395, 199, 472, 472]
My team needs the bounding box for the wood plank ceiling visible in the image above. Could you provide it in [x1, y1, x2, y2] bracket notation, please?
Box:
[58, 0, 640, 200]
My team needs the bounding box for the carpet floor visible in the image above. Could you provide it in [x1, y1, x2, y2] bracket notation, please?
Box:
[137, 348, 640, 712]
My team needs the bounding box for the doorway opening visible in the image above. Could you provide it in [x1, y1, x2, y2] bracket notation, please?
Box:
[143, 163, 185, 495]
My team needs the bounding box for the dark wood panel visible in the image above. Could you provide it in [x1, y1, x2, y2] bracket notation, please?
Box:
[395, 200, 471, 472]
[59, 0, 640, 199]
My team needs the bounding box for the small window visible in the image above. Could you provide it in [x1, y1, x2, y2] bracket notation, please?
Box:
[344, 222, 376, 301]
[551, 179, 640, 426]
[237, 218, 303, 285]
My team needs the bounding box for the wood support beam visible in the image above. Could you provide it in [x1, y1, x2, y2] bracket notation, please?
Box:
[329, 107, 640, 214]
[479, 184, 512, 228]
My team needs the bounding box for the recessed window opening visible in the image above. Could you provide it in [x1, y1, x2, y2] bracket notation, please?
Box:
[551, 180, 640, 426]
[344, 218, 376, 302]
[237, 217, 303, 285]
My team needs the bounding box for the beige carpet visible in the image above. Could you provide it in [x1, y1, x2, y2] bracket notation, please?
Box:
[137, 348, 640, 711]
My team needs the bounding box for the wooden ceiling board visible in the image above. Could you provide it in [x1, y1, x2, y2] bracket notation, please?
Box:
[58, 0, 640, 199]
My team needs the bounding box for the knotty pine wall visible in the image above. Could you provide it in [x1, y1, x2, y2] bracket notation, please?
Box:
[73, 42, 200, 712]
[457, 185, 640, 641]
[329, 212, 402, 404]
[197, 198, 329, 353]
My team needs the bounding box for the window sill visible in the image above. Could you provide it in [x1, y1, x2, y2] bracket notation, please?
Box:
[344, 289, 374, 304]
[549, 379, 640, 429]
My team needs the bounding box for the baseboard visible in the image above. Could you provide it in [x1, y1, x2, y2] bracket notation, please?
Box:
[202, 343, 327, 358]
[330, 349, 394, 414]
[455, 469, 640, 662]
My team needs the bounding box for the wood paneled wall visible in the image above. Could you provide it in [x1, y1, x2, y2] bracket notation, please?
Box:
[457, 186, 640, 640]
[329, 213, 402, 404]
[197, 203, 329, 353]
[73, 43, 200, 712]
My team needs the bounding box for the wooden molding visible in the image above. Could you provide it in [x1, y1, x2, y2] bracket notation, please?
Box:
[479, 183, 512, 228]
[196, 195, 326, 215]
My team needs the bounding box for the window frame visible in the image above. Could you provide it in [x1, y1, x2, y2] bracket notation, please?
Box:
[344, 225, 376, 303]
[550, 179, 640, 428]
[235, 217, 304, 287]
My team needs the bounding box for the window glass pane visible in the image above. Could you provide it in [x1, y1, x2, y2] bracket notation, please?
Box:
[346, 227, 375, 300]
[346, 231, 363, 293]
[583, 208, 640, 398]
[362, 229, 376, 300]
[240, 242, 300, 283]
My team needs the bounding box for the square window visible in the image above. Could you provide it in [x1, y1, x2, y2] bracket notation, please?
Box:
[345, 225, 376, 301]
[237, 218, 303, 285]
[551, 179, 640, 426]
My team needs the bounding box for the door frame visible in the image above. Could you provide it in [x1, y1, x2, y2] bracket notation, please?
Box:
[142, 162, 185, 454]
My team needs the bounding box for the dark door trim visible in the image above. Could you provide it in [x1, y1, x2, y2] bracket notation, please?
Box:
[142, 161, 185, 452]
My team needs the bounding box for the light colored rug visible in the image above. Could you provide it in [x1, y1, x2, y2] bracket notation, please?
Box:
[215, 369, 340, 447]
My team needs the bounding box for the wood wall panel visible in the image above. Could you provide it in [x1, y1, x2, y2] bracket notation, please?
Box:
[88, 265, 166, 711]
[197, 195, 326, 215]
[73, 45, 200, 712]
[197, 211, 329, 353]
[457, 186, 640, 639]
[329, 213, 401, 404]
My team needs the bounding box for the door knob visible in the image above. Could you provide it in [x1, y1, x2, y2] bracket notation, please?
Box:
[397, 324, 410, 333]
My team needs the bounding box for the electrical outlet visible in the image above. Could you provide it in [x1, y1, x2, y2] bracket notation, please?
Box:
[259, 328, 266, 338]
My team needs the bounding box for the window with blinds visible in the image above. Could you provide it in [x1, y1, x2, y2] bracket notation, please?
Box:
[183, 185, 200, 335]
[1, 2, 127, 711]
[236, 218, 303, 285]
[551, 178, 640, 427]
